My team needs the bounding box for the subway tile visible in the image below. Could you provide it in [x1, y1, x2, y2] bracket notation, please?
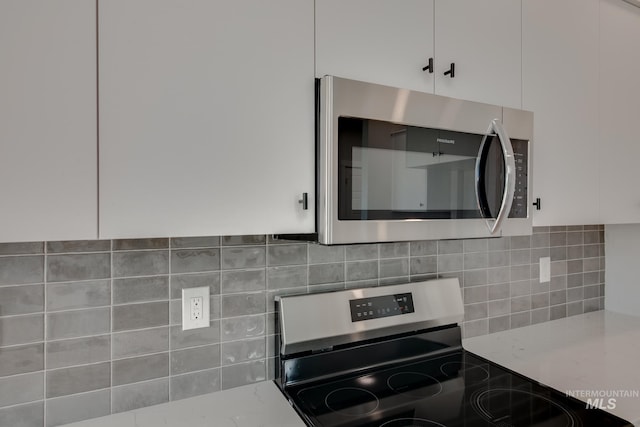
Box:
[267, 244, 307, 266]
[46, 335, 110, 370]
[550, 304, 567, 320]
[46, 280, 110, 311]
[464, 252, 488, 270]
[112, 302, 169, 332]
[567, 301, 584, 317]
[47, 308, 110, 340]
[266, 266, 307, 290]
[550, 290, 567, 306]
[488, 316, 510, 333]
[567, 273, 584, 288]
[308, 244, 344, 264]
[46, 389, 110, 427]
[531, 248, 550, 263]
[170, 322, 220, 350]
[379, 242, 408, 258]
[438, 240, 463, 254]
[567, 225, 584, 232]
[113, 353, 169, 386]
[510, 280, 531, 297]
[487, 237, 510, 251]
[532, 226, 550, 233]
[221, 247, 266, 270]
[112, 327, 169, 358]
[567, 260, 583, 274]
[171, 272, 221, 299]
[47, 254, 109, 283]
[346, 260, 378, 281]
[584, 258, 600, 272]
[0, 372, 43, 408]
[221, 337, 266, 365]
[510, 236, 531, 249]
[113, 276, 169, 304]
[171, 344, 220, 375]
[584, 271, 600, 286]
[487, 267, 510, 285]
[488, 283, 510, 301]
[531, 233, 550, 248]
[584, 284, 600, 299]
[550, 246, 567, 261]
[222, 235, 266, 246]
[584, 231, 600, 245]
[567, 287, 584, 303]
[464, 303, 487, 321]
[114, 238, 168, 250]
[0, 256, 44, 286]
[531, 281, 550, 295]
[0, 401, 43, 427]
[266, 289, 303, 313]
[171, 236, 220, 248]
[221, 293, 265, 317]
[309, 263, 344, 286]
[170, 368, 221, 401]
[379, 259, 408, 278]
[410, 256, 437, 275]
[112, 378, 168, 413]
[550, 232, 567, 247]
[409, 274, 436, 283]
[566, 231, 583, 246]
[584, 298, 600, 313]
[550, 275, 567, 291]
[463, 239, 488, 253]
[0, 314, 43, 346]
[462, 319, 488, 338]
[46, 362, 110, 398]
[438, 254, 463, 273]
[584, 244, 599, 259]
[113, 251, 169, 277]
[345, 244, 378, 261]
[0, 242, 44, 255]
[46, 240, 109, 253]
[567, 245, 583, 260]
[510, 265, 530, 281]
[221, 360, 266, 390]
[171, 249, 220, 274]
[531, 293, 550, 309]
[549, 226, 567, 232]
[220, 315, 265, 342]
[346, 279, 378, 289]
[409, 241, 437, 256]
[0, 284, 43, 318]
[510, 312, 531, 329]
[550, 261, 567, 277]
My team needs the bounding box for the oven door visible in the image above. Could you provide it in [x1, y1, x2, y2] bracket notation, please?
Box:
[318, 76, 531, 245]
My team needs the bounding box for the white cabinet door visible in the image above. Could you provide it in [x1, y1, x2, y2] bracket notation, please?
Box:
[99, 0, 314, 238]
[599, 0, 640, 224]
[435, 0, 522, 109]
[0, 0, 97, 242]
[523, 0, 600, 226]
[316, 0, 435, 93]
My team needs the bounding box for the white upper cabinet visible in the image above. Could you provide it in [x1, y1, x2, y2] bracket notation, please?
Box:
[99, 0, 315, 238]
[522, 0, 600, 226]
[599, 0, 640, 224]
[435, 0, 522, 109]
[0, 0, 97, 242]
[316, 0, 521, 108]
[316, 0, 435, 93]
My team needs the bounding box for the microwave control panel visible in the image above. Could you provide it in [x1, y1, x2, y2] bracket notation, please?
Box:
[510, 139, 528, 219]
[349, 293, 415, 322]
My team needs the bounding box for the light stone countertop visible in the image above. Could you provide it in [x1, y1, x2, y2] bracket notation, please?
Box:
[62, 381, 305, 427]
[463, 310, 640, 426]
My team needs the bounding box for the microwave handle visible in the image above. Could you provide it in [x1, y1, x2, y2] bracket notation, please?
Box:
[475, 119, 516, 235]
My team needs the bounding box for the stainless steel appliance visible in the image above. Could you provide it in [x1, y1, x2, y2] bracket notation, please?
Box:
[317, 76, 533, 245]
[275, 279, 632, 427]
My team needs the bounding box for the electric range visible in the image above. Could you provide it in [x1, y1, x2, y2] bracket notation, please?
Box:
[274, 278, 632, 427]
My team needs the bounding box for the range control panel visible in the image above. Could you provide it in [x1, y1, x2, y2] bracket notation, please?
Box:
[349, 292, 415, 322]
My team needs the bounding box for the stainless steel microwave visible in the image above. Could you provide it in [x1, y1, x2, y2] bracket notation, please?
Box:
[316, 76, 533, 245]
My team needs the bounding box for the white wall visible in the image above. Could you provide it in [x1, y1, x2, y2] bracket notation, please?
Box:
[605, 224, 640, 315]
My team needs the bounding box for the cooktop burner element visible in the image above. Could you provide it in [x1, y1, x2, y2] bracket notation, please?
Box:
[325, 388, 379, 416]
[378, 418, 446, 427]
[386, 372, 442, 399]
[471, 388, 579, 427]
[275, 279, 633, 427]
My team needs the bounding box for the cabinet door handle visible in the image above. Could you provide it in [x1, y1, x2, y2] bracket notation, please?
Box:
[444, 63, 455, 78]
[422, 57, 434, 73]
[298, 193, 309, 210]
[533, 198, 541, 210]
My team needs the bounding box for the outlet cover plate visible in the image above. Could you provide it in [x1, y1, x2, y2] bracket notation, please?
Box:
[182, 286, 210, 330]
[539, 257, 551, 283]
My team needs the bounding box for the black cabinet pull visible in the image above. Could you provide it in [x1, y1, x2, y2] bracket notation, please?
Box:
[533, 198, 541, 210]
[298, 193, 309, 210]
[444, 63, 455, 78]
[422, 57, 434, 73]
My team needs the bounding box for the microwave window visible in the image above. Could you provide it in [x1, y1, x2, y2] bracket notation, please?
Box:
[337, 117, 509, 221]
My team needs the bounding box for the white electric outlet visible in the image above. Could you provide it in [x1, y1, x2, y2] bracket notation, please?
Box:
[182, 286, 210, 330]
[539, 256, 551, 283]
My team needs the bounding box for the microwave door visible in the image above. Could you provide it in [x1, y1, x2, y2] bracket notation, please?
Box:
[474, 119, 516, 235]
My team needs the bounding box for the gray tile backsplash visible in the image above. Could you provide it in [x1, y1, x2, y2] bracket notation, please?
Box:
[0, 225, 605, 426]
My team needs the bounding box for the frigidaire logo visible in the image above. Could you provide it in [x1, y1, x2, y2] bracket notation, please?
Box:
[436, 138, 455, 144]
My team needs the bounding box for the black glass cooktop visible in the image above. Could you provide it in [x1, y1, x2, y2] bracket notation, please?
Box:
[284, 351, 632, 427]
